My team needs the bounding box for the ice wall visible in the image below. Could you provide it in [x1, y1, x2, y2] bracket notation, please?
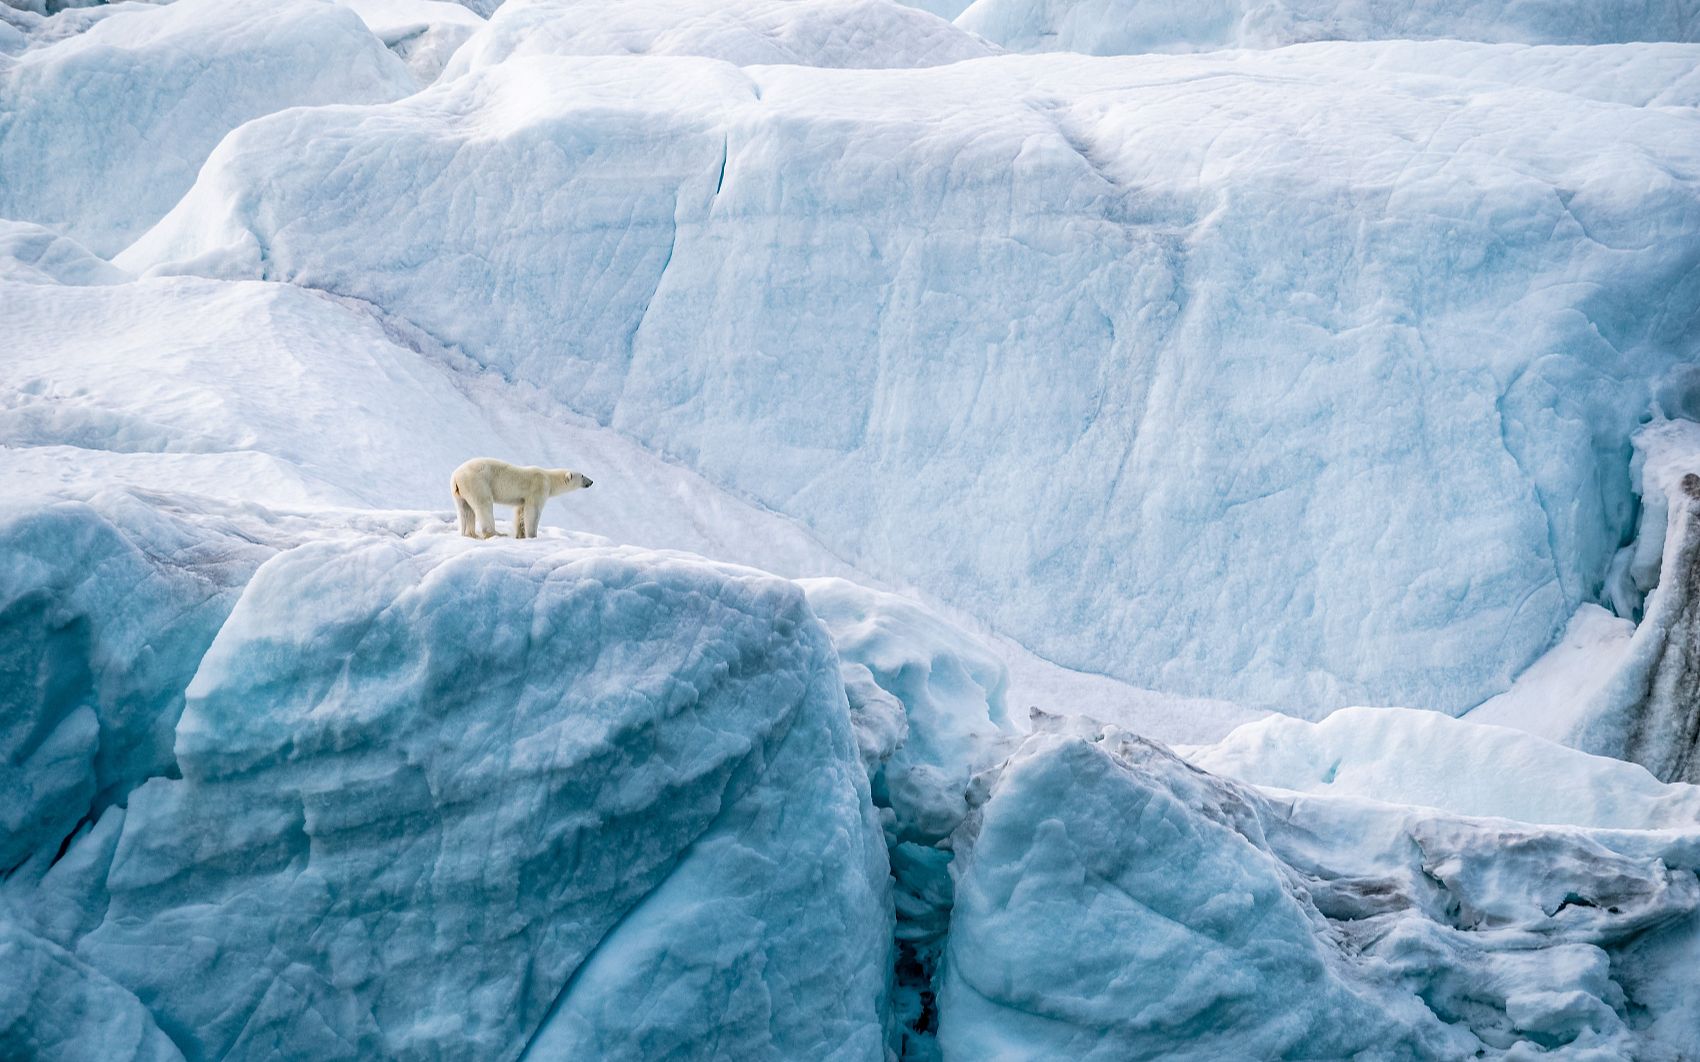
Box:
[124, 46, 1700, 714]
[956, 0, 1700, 55]
[0, 493, 275, 876]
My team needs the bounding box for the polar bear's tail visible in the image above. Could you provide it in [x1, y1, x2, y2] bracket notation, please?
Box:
[452, 480, 477, 537]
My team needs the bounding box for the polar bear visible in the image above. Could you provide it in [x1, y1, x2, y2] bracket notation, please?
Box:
[451, 458, 593, 539]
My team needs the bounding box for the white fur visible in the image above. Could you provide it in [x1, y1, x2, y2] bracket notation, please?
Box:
[451, 457, 592, 539]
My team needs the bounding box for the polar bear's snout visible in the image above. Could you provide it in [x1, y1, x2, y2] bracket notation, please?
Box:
[583, 477, 594, 488]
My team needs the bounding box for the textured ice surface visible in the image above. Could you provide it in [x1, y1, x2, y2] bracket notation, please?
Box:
[802, 577, 1012, 843]
[25, 536, 890, 1060]
[1467, 603, 1636, 741]
[957, 0, 1700, 55]
[1265, 39, 1700, 105]
[444, 0, 995, 76]
[0, 919, 181, 1062]
[944, 724, 1700, 1058]
[124, 46, 1700, 713]
[0, 0, 412, 256]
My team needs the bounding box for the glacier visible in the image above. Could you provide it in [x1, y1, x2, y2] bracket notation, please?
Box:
[4, 0, 1700, 1056]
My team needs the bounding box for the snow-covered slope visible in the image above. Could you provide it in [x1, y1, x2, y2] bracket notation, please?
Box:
[0, 271, 870, 576]
[444, 0, 995, 76]
[1190, 705, 1700, 828]
[0, 0, 413, 257]
[124, 45, 1700, 714]
[957, 0, 1700, 55]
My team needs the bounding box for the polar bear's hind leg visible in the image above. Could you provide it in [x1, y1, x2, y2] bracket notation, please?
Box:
[474, 493, 498, 538]
[453, 484, 477, 538]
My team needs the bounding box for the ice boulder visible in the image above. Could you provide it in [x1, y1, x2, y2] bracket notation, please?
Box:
[943, 724, 1700, 1058]
[942, 730, 1467, 1059]
[121, 49, 1700, 717]
[0, 0, 413, 256]
[338, 0, 485, 83]
[955, 0, 1700, 55]
[442, 0, 995, 77]
[54, 535, 890, 1060]
[0, 221, 128, 287]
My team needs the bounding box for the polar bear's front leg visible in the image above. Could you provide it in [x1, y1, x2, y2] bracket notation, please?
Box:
[518, 498, 542, 539]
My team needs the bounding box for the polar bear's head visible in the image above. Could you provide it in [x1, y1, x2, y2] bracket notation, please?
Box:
[550, 469, 594, 495]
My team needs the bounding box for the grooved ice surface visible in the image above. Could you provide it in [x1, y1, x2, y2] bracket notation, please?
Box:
[956, 0, 1700, 56]
[53, 537, 889, 1061]
[444, 0, 996, 77]
[0, 0, 413, 257]
[123, 47, 1700, 713]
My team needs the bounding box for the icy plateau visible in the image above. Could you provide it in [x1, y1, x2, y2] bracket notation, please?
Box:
[2, 0, 1699, 1058]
